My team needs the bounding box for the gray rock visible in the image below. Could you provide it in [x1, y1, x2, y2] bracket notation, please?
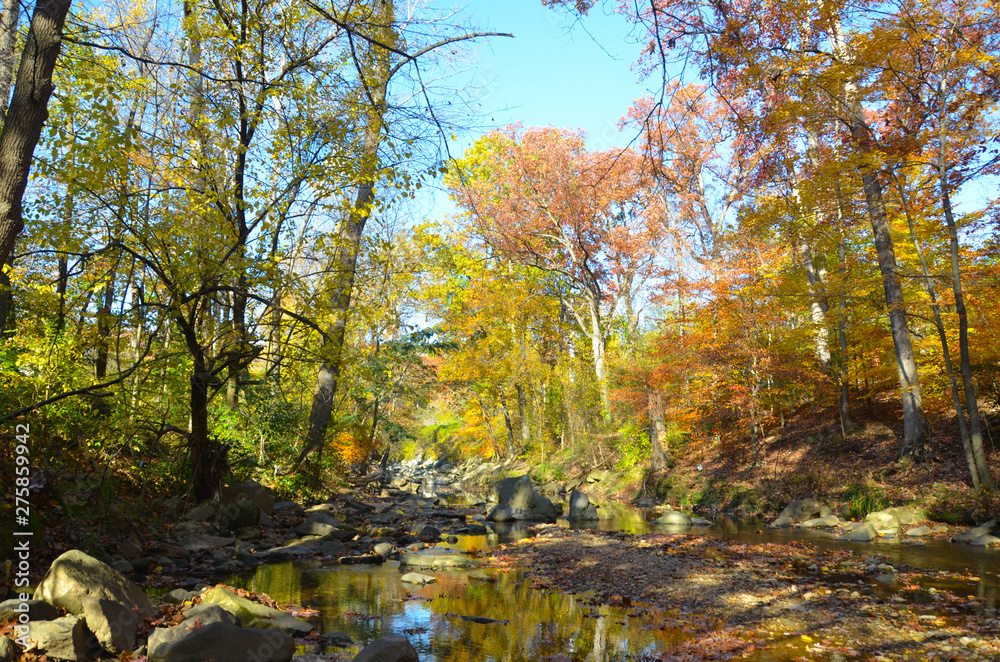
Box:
[25, 615, 89, 661]
[218, 497, 261, 532]
[864, 511, 902, 534]
[800, 515, 839, 528]
[82, 596, 140, 654]
[970, 533, 1000, 547]
[837, 522, 879, 542]
[322, 632, 354, 648]
[400, 572, 436, 584]
[413, 525, 441, 539]
[171, 520, 216, 538]
[320, 540, 347, 558]
[305, 512, 345, 527]
[653, 511, 692, 526]
[180, 603, 240, 627]
[176, 534, 236, 553]
[0, 597, 60, 622]
[33, 549, 154, 617]
[0, 637, 16, 662]
[373, 542, 395, 556]
[884, 506, 925, 525]
[118, 538, 144, 560]
[163, 588, 196, 605]
[905, 525, 932, 537]
[221, 480, 275, 516]
[353, 635, 419, 662]
[952, 520, 998, 543]
[199, 587, 313, 636]
[485, 505, 516, 522]
[567, 490, 599, 522]
[294, 521, 338, 537]
[770, 498, 825, 528]
[585, 470, 610, 483]
[273, 501, 305, 518]
[148, 622, 293, 662]
[235, 541, 260, 566]
[398, 551, 478, 569]
[110, 559, 134, 574]
[183, 505, 216, 522]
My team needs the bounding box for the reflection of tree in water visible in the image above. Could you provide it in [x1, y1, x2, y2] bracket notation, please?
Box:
[229, 559, 688, 660]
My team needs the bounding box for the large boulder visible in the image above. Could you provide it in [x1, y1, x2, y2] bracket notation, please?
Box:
[486, 475, 561, 522]
[217, 497, 261, 533]
[864, 511, 902, 536]
[179, 603, 240, 627]
[221, 480, 275, 515]
[33, 550, 154, 617]
[398, 551, 478, 569]
[25, 615, 89, 661]
[770, 498, 829, 528]
[652, 511, 693, 526]
[837, 522, 879, 542]
[198, 587, 313, 636]
[81, 596, 140, 654]
[148, 622, 294, 662]
[567, 490, 599, 522]
[353, 635, 419, 662]
[951, 520, 999, 543]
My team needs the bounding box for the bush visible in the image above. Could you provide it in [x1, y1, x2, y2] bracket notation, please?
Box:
[842, 482, 890, 519]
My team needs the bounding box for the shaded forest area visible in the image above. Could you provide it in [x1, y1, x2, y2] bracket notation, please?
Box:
[1, 0, 1000, 553]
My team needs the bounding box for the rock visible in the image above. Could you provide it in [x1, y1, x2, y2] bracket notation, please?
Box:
[0, 597, 60, 622]
[864, 511, 902, 535]
[163, 588, 196, 605]
[148, 622, 294, 662]
[176, 534, 236, 553]
[585, 470, 610, 484]
[180, 603, 241, 627]
[770, 499, 825, 528]
[952, 520, 998, 543]
[305, 512, 346, 528]
[413, 525, 441, 540]
[149, 543, 190, 559]
[653, 511, 692, 526]
[235, 541, 260, 566]
[875, 573, 898, 586]
[905, 525, 932, 537]
[295, 521, 338, 537]
[970, 533, 1000, 547]
[352, 635, 419, 662]
[800, 515, 839, 528]
[25, 615, 89, 661]
[221, 479, 275, 516]
[273, 501, 305, 518]
[837, 522, 879, 542]
[0, 638, 16, 662]
[321, 540, 348, 558]
[322, 632, 354, 648]
[373, 542, 395, 556]
[118, 538, 143, 560]
[884, 506, 926, 525]
[171, 520, 216, 538]
[567, 490, 599, 522]
[183, 505, 216, 522]
[82, 596, 140, 654]
[110, 559, 134, 574]
[199, 587, 313, 636]
[400, 572, 437, 584]
[218, 497, 261, 533]
[398, 551, 478, 569]
[485, 505, 516, 522]
[33, 549, 154, 617]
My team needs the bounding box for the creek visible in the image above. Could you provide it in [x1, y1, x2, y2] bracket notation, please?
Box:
[227, 505, 999, 661]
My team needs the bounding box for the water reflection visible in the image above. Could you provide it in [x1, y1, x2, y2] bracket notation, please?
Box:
[230, 560, 689, 661]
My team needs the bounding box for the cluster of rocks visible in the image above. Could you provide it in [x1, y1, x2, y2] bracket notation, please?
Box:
[769, 498, 1000, 547]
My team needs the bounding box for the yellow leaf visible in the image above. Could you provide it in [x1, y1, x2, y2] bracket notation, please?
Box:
[801, 635, 813, 643]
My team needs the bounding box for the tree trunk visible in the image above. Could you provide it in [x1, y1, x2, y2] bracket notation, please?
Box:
[647, 386, 668, 470]
[0, 0, 19, 123]
[836, 236, 852, 435]
[294, 1, 393, 472]
[0, 0, 72, 267]
[940, 165, 995, 490]
[95, 275, 115, 378]
[589, 302, 610, 415]
[516, 382, 530, 446]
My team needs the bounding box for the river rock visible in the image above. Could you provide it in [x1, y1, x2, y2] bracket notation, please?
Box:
[172, 520, 216, 538]
[221, 479, 275, 516]
[321, 540, 348, 558]
[398, 550, 478, 569]
[970, 533, 1000, 547]
[25, 615, 89, 661]
[486, 475, 561, 521]
[770, 498, 830, 528]
[952, 520, 998, 543]
[148, 622, 294, 662]
[82, 596, 140, 654]
[653, 511, 692, 526]
[837, 522, 879, 542]
[800, 515, 839, 528]
[585, 470, 611, 484]
[218, 497, 261, 532]
[883, 506, 925, 525]
[567, 490, 599, 522]
[0, 598, 60, 622]
[180, 603, 241, 627]
[199, 587, 313, 636]
[177, 534, 236, 553]
[905, 525, 932, 537]
[0, 638, 16, 662]
[34, 549, 154, 617]
[273, 501, 305, 518]
[353, 635, 419, 662]
[183, 505, 216, 522]
[400, 572, 436, 584]
[864, 511, 902, 535]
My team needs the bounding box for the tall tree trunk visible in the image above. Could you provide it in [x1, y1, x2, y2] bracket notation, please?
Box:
[589, 301, 609, 415]
[647, 386, 668, 470]
[893, 173, 978, 487]
[836, 237, 852, 435]
[294, 1, 393, 472]
[797, 238, 831, 374]
[95, 273, 115, 378]
[516, 382, 530, 447]
[0, 0, 72, 267]
[939, 160, 995, 490]
[0, 0, 18, 335]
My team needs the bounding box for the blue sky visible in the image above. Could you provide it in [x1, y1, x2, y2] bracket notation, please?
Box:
[447, 0, 653, 152]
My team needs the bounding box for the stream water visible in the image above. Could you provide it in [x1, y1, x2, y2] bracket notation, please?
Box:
[228, 507, 999, 661]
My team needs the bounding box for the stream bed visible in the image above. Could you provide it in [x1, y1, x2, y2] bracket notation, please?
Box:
[227, 507, 999, 661]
